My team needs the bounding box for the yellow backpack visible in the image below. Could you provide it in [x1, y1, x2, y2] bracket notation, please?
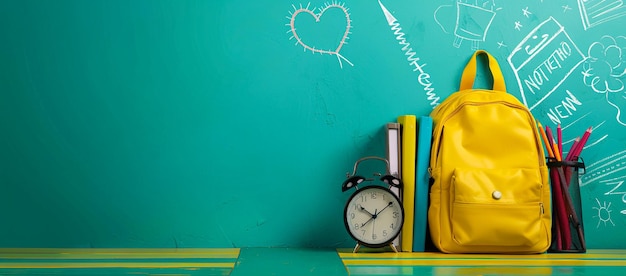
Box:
[428, 50, 551, 254]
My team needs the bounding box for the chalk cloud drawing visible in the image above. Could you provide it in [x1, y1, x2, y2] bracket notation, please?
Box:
[577, 0, 626, 30]
[583, 35, 626, 126]
[434, 0, 500, 50]
[286, 2, 353, 68]
[593, 198, 616, 227]
[378, 0, 441, 108]
[507, 17, 586, 111]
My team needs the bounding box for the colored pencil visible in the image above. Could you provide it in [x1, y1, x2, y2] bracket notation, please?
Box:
[538, 123, 570, 250]
[557, 124, 563, 157]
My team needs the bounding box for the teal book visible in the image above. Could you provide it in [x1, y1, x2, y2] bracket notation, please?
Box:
[413, 116, 433, 252]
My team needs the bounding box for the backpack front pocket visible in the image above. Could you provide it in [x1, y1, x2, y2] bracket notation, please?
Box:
[450, 168, 545, 247]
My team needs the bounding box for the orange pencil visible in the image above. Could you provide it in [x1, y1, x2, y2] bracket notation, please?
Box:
[557, 124, 563, 157]
[537, 123, 554, 158]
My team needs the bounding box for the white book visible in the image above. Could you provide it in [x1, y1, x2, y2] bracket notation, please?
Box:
[386, 122, 402, 250]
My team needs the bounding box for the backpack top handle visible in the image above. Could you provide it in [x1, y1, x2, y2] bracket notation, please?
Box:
[459, 50, 507, 92]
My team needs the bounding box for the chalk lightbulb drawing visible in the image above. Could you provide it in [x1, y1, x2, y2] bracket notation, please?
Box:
[286, 2, 354, 68]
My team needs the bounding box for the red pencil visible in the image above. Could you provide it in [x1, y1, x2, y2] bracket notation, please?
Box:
[564, 137, 580, 162]
[564, 137, 580, 185]
[571, 127, 593, 159]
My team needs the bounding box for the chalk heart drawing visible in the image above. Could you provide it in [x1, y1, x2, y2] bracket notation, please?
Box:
[287, 3, 353, 68]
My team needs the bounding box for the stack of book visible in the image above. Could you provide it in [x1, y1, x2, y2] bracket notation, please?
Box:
[385, 115, 433, 252]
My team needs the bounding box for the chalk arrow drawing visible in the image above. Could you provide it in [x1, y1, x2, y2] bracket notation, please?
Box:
[286, 2, 354, 68]
[378, 0, 441, 107]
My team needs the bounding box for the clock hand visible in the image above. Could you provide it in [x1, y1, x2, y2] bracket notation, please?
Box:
[361, 217, 374, 227]
[360, 208, 378, 227]
[359, 206, 375, 217]
[371, 214, 377, 241]
[376, 202, 394, 215]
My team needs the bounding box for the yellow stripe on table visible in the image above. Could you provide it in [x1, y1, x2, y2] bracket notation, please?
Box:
[0, 262, 235, 269]
[342, 258, 626, 267]
[0, 248, 239, 259]
[338, 249, 626, 267]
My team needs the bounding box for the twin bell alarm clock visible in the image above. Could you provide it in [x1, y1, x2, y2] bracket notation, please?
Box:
[341, 156, 403, 253]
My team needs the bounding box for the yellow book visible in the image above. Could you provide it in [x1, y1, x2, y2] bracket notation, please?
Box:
[398, 115, 416, 252]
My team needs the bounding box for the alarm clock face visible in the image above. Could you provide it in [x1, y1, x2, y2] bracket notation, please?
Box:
[344, 186, 404, 248]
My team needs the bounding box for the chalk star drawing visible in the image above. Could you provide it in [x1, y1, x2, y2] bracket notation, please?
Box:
[434, 0, 499, 50]
[286, 2, 353, 68]
[522, 7, 532, 18]
[562, 5, 572, 13]
[583, 35, 626, 126]
[514, 21, 523, 31]
[577, 0, 626, 30]
[497, 41, 506, 48]
[593, 198, 616, 228]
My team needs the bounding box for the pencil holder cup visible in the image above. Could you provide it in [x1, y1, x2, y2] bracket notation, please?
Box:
[546, 159, 586, 253]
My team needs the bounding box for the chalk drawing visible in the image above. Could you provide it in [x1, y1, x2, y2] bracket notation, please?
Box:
[583, 35, 626, 126]
[514, 21, 523, 31]
[593, 198, 616, 227]
[522, 7, 532, 18]
[563, 5, 573, 13]
[577, 0, 626, 30]
[434, 0, 499, 50]
[581, 149, 626, 186]
[497, 41, 507, 48]
[378, 0, 441, 108]
[508, 17, 586, 111]
[286, 2, 354, 68]
[604, 177, 626, 211]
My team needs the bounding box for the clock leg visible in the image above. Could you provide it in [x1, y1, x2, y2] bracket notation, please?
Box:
[353, 243, 361, 253]
[389, 243, 399, 253]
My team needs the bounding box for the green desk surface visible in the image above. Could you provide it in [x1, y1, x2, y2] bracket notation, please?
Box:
[230, 248, 348, 276]
[2, 248, 626, 275]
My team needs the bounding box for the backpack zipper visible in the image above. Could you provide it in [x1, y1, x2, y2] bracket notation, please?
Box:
[432, 100, 544, 168]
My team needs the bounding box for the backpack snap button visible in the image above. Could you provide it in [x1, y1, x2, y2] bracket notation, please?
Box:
[492, 190, 502, 200]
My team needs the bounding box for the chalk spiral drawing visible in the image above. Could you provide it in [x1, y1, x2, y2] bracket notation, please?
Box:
[593, 198, 616, 227]
[434, 0, 500, 50]
[377, 0, 441, 108]
[577, 0, 626, 30]
[583, 35, 626, 126]
[286, 2, 354, 68]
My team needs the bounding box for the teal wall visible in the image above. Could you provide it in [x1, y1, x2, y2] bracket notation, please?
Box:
[1, 0, 625, 248]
